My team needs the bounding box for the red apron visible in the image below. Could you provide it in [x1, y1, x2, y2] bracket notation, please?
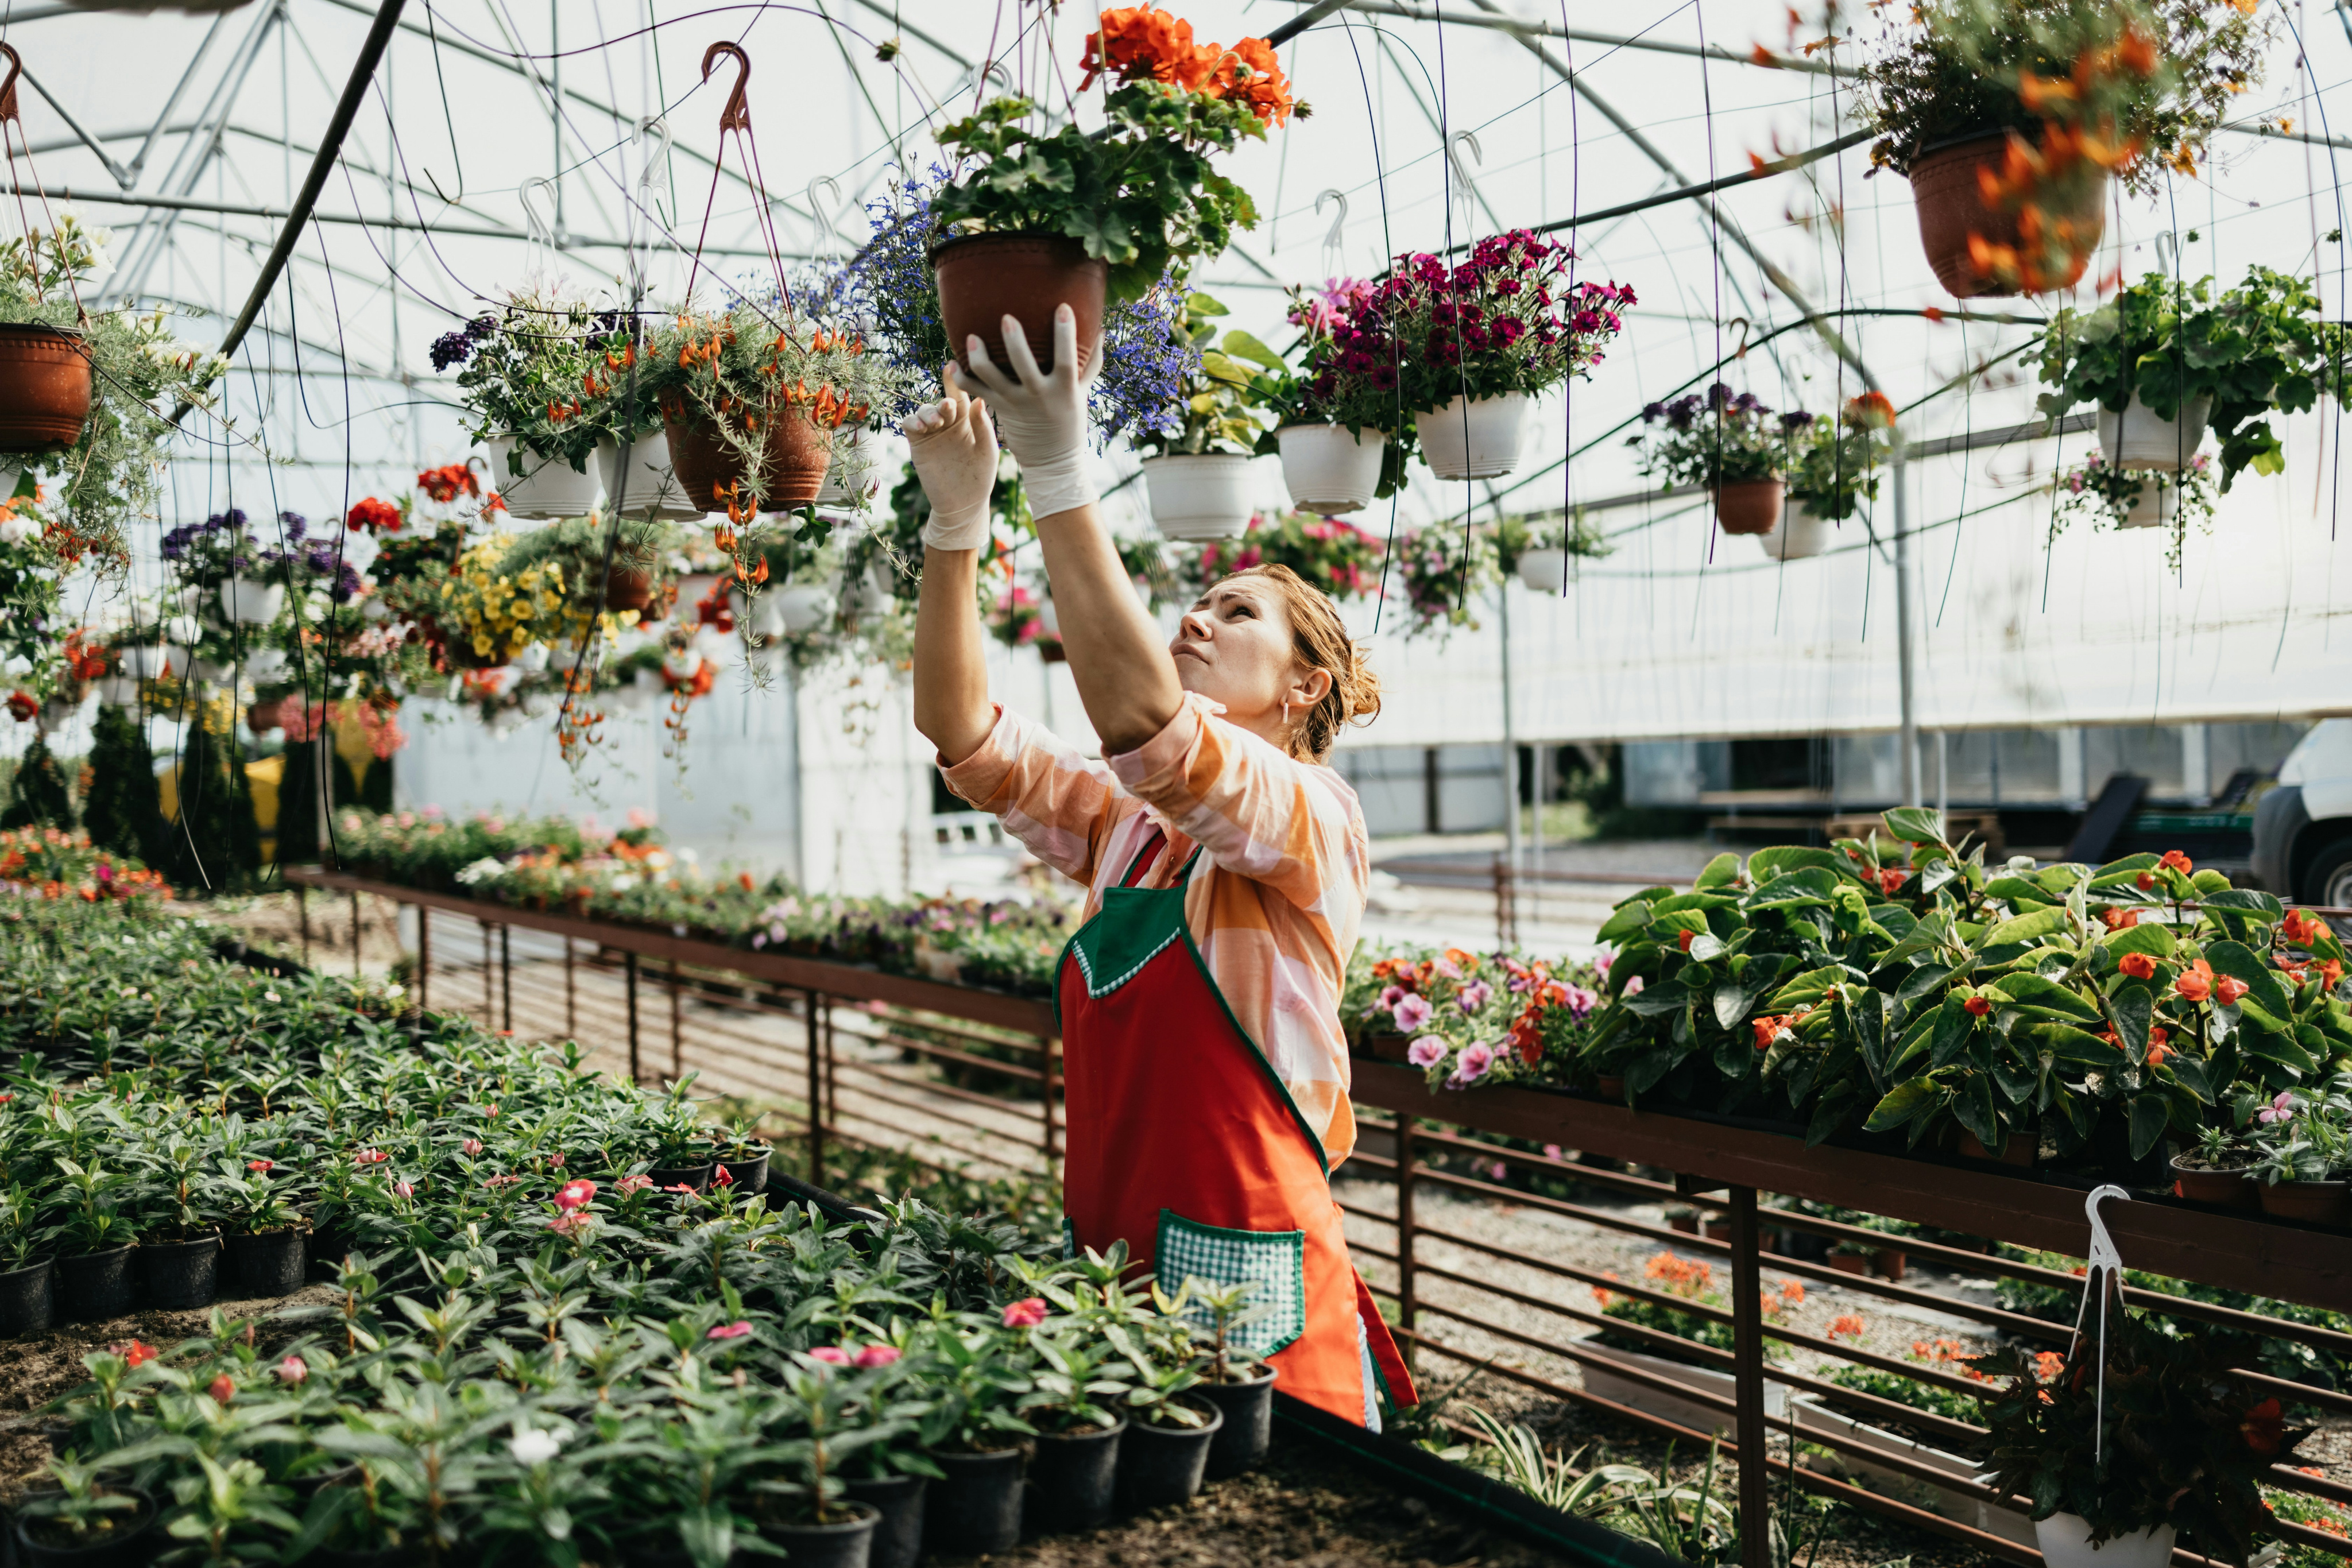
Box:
[1056, 828, 1416, 1425]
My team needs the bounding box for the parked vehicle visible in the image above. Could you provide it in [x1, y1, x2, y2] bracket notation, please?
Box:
[2253, 720, 2352, 906]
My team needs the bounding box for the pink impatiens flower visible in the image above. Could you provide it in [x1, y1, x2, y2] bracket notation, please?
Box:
[461, 1139, 483, 1157]
[554, 1180, 597, 1211]
[706, 1322, 753, 1341]
[2259, 1091, 2297, 1126]
[855, 1345, 902, 1368]
[616, 1174, 652, 1194]
[1406, 1036, 1447, 1068]
[276, 1356, 307, 1385]
[808, 1346, 851, 1365]
[1001, 1298, 1049, 1329]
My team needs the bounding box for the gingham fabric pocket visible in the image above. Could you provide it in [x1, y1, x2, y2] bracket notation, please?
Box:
[1154, 1209, 1307, 1357]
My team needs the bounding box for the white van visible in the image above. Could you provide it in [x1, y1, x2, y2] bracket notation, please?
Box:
[2253, 720, 2352, 907]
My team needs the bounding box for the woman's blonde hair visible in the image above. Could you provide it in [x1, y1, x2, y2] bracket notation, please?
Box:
[1227, 563, 1383, 762]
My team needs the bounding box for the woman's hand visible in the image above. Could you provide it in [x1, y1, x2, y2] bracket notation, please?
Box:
[950, 304, 1099, 521]
[904, 380, 997, 552]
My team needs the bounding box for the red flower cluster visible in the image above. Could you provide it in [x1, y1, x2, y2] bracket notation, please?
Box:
[346, 495, 403, 534]
[416, 463, 481, 505]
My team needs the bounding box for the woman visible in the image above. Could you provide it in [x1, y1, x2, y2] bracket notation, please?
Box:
[902, 304, 1416, 1429]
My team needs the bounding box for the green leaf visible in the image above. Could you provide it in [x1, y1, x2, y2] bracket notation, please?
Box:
[1864, 1077, 1941, 1132]
[1624, 1047, 1677, 1095]
[1624, 979, 1690, 1019]
[1987, 974, 2102, 1023]
[1688, 932, 1728, 964]
[1882, 807, 1943, 845]
[1986, 876, 2058, 907]
[1595, 901, 1653, 943]
[2238, 1025, 2320, 1075]
[1747, 868, 1839, 909]
[1695, 852, 1743, 889]
[2111, 982, 2153, 1059]
[1896, 963, 1959, 1008]
[2204, 939, 2291, 1017]
[1766, 965, 1847, 1010]
[1956, 1077, 2002, 1151]
[2128, 1093, 2171, 1160]
[1930, 996, 1975, 1069]
[2105, 922, 2177, 959]
[2089, 853, 2160, 887]
[1982, 907, 2068, 948]
[1748, 845, 1848, 880]
[2029, 1021, 2127, 1067]
[1185, 291, 1230, 318]
[1220, 330, 1285, 370]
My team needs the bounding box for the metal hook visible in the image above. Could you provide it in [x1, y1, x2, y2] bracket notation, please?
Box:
[2156, 230, 2176, 277]
[1727, 315, 1752, 360]
[518, 177, 557, 248]
[0, 44, 21, 129]
[1315, 188, 1348, 268]
[806, 175, 843, 263]
[633, 117, 671, 198]
[1446, 130, 1483, 203]
[701, 41, 752, 134]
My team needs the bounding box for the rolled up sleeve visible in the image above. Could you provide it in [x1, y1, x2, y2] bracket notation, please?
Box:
[938, 706, 1134, 888]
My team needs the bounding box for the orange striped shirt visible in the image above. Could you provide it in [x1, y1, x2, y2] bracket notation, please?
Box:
[939, 693, 1368, 1168]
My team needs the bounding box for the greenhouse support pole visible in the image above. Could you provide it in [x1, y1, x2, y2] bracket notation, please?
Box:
[500, 925, 512, 1033]
[415, 906, 427, 1013]
[1728, 1186, 1770, 1568]
[625, 953, 641, 1086]
[1894, 443, 1920, 807]
[297, 886, 309, 966]
[1498, 582, 1519, 901]
[806, 989, 826, 1183]
[563, 939, 575, 1039]
[171, 0, 409, 424]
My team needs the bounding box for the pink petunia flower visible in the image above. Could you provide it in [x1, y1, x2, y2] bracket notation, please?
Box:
[1457, 981, 1494, 1013]
[1392, 994, 1434, 1032]
[1452, 1043, 1495, 1083]
[276, 1356, 307, 1385]
[1406, 1036, 1447, 1068]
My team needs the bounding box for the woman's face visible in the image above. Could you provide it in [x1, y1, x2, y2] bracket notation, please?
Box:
[1170, 577, 1331, 742]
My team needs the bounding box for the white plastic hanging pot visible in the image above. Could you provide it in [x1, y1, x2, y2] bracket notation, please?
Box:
[1515, 547, 1569, 592]
[38, 696, 85, 730]
[1142, 454, 1256, 540]
[814, 429, 875, 507]
[835, 562, 893, 619]
[1759, 502, 1832, 560]
[192, 657, 235, 685]
[242, 648, 289, 685]
[513, 642, 551, 672]
[773, 582, 835, 634]
[1277, 424, 1386, 514]
[487, 435, 602, 521]
[1414, 392, 1533, 481]
[2115, 478, 2180, 530]
[662, 650, 705, 684]
[2033, 1516, 2174, 1568]
[95, 675, 140, 707]
[2096, 394, 2210, 472]
[121, 645, 168, 679]
[596, 431, 705, 521]
[218, 579, 285, 626]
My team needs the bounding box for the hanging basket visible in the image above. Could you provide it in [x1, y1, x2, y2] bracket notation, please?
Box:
[931, 232, 1108, 378]
[605, 566, 659, 613]
[1141, 454, 1255, 540]
[217, 579, 285, 626]
[2033, 1516, 2174, 1568]
[486, 435, 601, 521]
[1515, 547, 1568, 593]
[1908, 131, 2106, 299]
[814, 428, 875, 508]
[1276, 424, 1386, 514]
[0, 322, 91, 452]
[2113, 478, 2179, 531]
[663, 401, 830, 515]
[1712, 479, 1785, 537]
[595, 432, 705, 521]
[1758, 501, 1831, 560]
[772, 582, 835, 634]
[1415, 392, 1531, 481]
[2096, 395, 2210, 473]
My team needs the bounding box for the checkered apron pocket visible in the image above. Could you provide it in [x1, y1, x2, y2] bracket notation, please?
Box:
[1154, 1208, 1307, 1357]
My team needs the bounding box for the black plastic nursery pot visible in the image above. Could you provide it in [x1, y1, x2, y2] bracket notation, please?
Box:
[923, 1445, 1027, 1557]
[841, 1472, 925, 1568]
[714, 1145, 770, 1194]
[1116, 1397, 1224, 1512]
[645, 1159, 716, 1193]
[1195, 1363, 1278, 1478]
[225, 1227, 307, 1299]
[12, 1484, 158, 1568]
[311, 1546, 405, 1568]
[137, 1233, 220, 1311]
[1026, 1416, 1125, 1534]
[759, 1501, 879, 1568]
[55, 1244, 136, 1323]
[0, 1257, 53, 1337]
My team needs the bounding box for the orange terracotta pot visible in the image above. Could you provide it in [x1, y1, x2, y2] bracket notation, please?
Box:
[1908, 131, 2106, 299]
[1713, 479, 1784, 537]
[663, 401, 829, 514]
[931, 232, 1108, 378]
[0, 323, 92, 451]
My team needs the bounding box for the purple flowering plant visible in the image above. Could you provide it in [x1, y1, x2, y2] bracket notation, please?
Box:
[1634, 384, 1798, 489]
[159, 510, 269, 591]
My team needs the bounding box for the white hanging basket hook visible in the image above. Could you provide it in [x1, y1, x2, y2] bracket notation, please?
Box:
[1315, 188, 1348, 280]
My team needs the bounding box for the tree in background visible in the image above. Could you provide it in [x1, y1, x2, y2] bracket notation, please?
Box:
[0, 734, 75, 830]
[82, 705, 169, 866]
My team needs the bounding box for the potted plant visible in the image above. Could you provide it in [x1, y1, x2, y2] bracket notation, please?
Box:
[1016, 1330, 1131, 1534]
[1111, 1295, 1223, 1512]
[0, 1184, 55, 1337]
[128, 1137, 221, 1311]
[2171, 1125, 2258, 1209]
[1773, 394, 1895, 561]
[421, 535, 574, 671]
[49, 1157, 137, 1322]
[1360, 230, 1633, 482]
[1263, 278, 1395, 514]
[160, 508, 289, 628]
[1855, 0, 2268, 296]
[2052, 450, 2217, 568]
[430, 284, 609, 519]
[749, 1352, 893, 1565]
[0, 211, 224, 574]
[1635, 386, 1801, 537]
[1136, 290, 1280, 540]
[11, 1453, 157, 1568]
[2247, 1094, 2349, 1225]
[1503, 506, 1611, 593]
[927, 7, 1293, 374]
[710, 1114, 771, 1194]
[2037, 267, 2340, 487]
[1179, 1278, 1279, 1479]
[1180, 509, 1382, 603]
[1972, 1314, 2304, 1568]
[497, 514, 677, 618]
[918, 1315, 1038, 1558]
[1389, 524, 1496, 639]
[222, 1157, 308, 1299]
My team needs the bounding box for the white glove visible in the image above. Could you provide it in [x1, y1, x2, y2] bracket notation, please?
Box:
[949, 304, 1100, 520]
[903, 384, 997, 551]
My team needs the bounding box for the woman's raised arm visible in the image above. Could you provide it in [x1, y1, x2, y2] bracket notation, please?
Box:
[953, 305, 1183, 756]
[905, 384, 1002, 766]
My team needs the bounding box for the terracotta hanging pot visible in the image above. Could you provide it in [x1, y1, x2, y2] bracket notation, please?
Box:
[605, 566, 657, 613]
[1712, 478, 1784, 536]
[931, 232, 1108, 378]
[663, 400, 829, 514]
[0, 322, 92, 451]
[1908, 130, 2106, 299]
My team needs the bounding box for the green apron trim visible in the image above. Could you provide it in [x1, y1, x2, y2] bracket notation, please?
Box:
[1053, 838, 1333, 1179]
[1155, 1208, 1307, 1357]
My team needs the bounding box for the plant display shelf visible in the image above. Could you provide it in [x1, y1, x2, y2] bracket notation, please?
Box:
[1348, 1059, 2352, 1568]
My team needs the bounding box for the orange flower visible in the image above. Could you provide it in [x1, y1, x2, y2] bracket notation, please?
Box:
[1846, 390, 1897, 431]
[2282, 910, 2329, 948]
[1678, 928, 1697, 952]
[2118, 951, 2157, 980]
[2160, 849, 2194, 874]
[2215, 974, 2250, 1006]
[1202, 36, 1295, 127]
[2101, 907, 2140, 931]
[1964, 994, 1993, 1017]
[1079, 6, 1213, 91]
[1826, 1314, 1866, 1342]
[2137, 870, 2157, 891]
[119, 1339, 157, 1368]
[2176, 959, 2215, 1003]
[2034, 1350, 2067, 1379]
[1780, 1279, 1805, 1304]
[2243, 1398, 2284, 1456]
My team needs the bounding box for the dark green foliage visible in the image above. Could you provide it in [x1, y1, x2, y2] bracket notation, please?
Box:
[274, 734, 322, 869]
[1, 735, 75, 830]
[80, 705, 168, 866]
[168, 719, 260, 890]
[1972, 1313, 2302, 1565]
